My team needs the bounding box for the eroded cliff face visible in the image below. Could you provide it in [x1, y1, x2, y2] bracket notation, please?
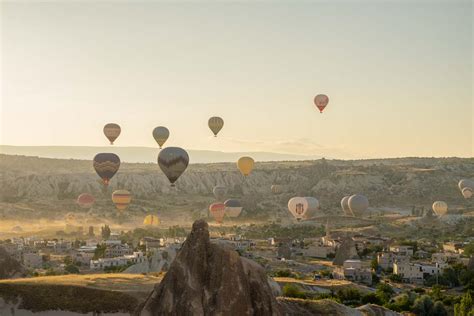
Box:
[139, 220, 282, 316]
[2, 155, 471, 210]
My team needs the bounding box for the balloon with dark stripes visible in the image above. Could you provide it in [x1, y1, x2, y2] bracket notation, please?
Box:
[93, 153, 120, 186]
[157, 147, 189, 186]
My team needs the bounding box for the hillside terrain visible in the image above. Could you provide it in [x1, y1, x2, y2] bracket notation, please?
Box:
[2, 154, 473, 222]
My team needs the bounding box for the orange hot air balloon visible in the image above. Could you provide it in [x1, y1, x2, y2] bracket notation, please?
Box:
[209, 203, 226, 223]
[237, 156, 254, 176]
[77, 193, 95, 209]
[103, 123, 121, 145]
[314, 94, 329, 113]
[112, 190, 132, 211]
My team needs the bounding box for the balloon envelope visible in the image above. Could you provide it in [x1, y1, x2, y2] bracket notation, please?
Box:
[224, 199, 243, 218]
[304, 197, 320, 219]
[103, 123, 121, 145]
[209, 202, 226, 223]
[157, 147, 189, 186]
[458, 179, 474, 191]
[462, 187, 473, 199]
[112, 190, 132, 211]
[213, 186, 227, 202]
[288, 197, 309, 220]
[432, 201, 448, 216]
[208, 117, 224, 136]
[93, 153, 120, 186]
[348, 194, 369, 217]
[152, 126, 170, 149]
[143, 215, 160, 226]
[341, 196, 352, 216]
[237, 157, 254, 176]
[77, 193, 95, 209]
[314, 94, 329, 113]
[271, 185, 283, 194]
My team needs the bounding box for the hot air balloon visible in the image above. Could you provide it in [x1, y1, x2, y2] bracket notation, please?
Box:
[458, 179, 474, 191]
[157, 147, 189, 186]
[208, 116, 224, 137]
[432, 201, 448, 216]
[341, 196, 352, 216]
[224, 199, 243, 218]
[77, 193, 95, 209]
[237, 157, 254, 177]
[213, 186, 227, 202]
[93, 153, 120, 186]
[314, 94, 329, 113]
[288, 197, 309, 221]
[112, 190, 132, 211]
[143, 215, 160, 226]
[103, 123, 121, 145]
[152, 126, 170, 149]
[348, 194, 369, 217]
[209, 202, 226, 223]
[271, 185, 283, 194]
[304, 197, 320, 219]
[462, 187, 473, 199]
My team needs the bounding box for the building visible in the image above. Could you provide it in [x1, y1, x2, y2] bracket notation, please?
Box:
[393, 261, 440, 284]
[302, 243, 335, 259]
[389, 245, 414, 257]
[104, 244, 132, 258]
[90, 251, 146, 270]
[333, 260, 372, 285]
[377, 252, 408, 270]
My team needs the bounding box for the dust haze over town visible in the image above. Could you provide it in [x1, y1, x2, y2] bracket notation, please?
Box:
[1, 1, 473, 316]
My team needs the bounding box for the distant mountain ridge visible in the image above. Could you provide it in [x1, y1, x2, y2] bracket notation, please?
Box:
[0, 145, 320, 164]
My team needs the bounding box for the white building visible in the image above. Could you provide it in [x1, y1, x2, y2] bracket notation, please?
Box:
[389, 245, 414, 257]
[393, 262, 440, 284]
[333, 260, 372, 285]
[90, 251, 146, 270]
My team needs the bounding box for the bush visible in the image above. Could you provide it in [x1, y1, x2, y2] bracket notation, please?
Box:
[274, 269, 294, 278]
[64, 264, 80, 274]
[282, 284, 307, 299]
[361, 292, 382, 305]
[388, 274, 403, 283]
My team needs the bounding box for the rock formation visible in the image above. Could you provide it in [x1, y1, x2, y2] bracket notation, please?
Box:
[138, 219, 282, 316]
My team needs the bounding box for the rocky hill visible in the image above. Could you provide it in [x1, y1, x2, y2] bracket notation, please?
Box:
[1, 154, 473, 222]
[0, 246, 25, 279]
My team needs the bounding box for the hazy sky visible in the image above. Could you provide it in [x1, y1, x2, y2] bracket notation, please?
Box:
[1, 1, 472, 159]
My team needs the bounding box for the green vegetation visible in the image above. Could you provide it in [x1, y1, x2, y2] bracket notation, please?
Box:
[282, 283, 308, 299]
[454, 291, 474, 316]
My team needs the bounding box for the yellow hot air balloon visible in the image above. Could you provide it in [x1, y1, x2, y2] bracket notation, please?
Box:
[208, 117, 224, 137]
[143, 215, 160, 226]
[237, 156, 254, 176]
[432, 201, 448, 216]
[112, 190, 132, 211]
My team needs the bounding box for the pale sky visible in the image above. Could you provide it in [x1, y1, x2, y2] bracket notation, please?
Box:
[1, 0, 472, 159]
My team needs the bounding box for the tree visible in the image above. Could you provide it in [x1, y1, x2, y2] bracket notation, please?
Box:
[432, 301, 448, 316]
[282, 284, 306, 299]
[454, 291, 474, 316]
[463, 241, 474, 257]
[361, 292, 382, 305]
[93, 244, 106, 260]
[63, 255, 73, 265]
[65, 264, 79, 274]
[101, 225, 111, 239]
[371, 257, 379, 271]
[375, 283, 394, 305]
[412, 295, 434, 316]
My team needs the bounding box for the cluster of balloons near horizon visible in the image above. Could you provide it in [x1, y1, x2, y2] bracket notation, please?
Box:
[459, 179, 474, 200]
[340, 194, 369, 217]
[209, 185, 243, 223]
[94, 96, 329, 219]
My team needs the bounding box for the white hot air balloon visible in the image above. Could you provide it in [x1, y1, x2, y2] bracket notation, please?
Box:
[288, 197, 309, 221]
[462, 187, 473, 199]
[348, 194, 369, 217]
[340, 196, 352, 216]
[432, 201, 448, 216]
[303, 197, 320, 219]
[459, 179, 474, 191]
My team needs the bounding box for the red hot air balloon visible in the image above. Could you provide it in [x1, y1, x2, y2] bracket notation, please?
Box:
[209, 203, 226, 223]
[314, 94, 329, 113]
[77, 193, 95, 209]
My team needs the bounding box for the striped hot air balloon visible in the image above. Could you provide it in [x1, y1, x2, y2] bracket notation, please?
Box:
[77, 193, 95, 209]
[112, 190, 132, 211]
[152, 126, 170, 149]
[103, 123, 121, 145]
[224, 199, 243, 218]
[157, 147, 189, 186]
[143, 215, 160, 226]
[208, 117, 224, 137]
[93, 153, 120, 186]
